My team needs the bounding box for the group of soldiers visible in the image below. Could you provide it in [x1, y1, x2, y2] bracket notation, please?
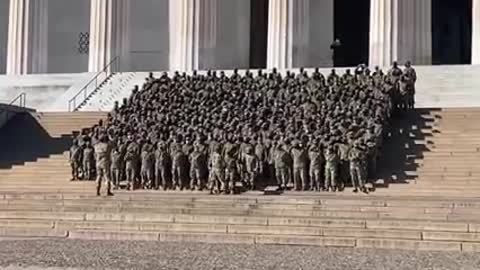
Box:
[69, 62, 416, 196]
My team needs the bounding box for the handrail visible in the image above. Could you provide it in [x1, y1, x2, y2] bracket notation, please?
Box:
[68, 56, 120, 112]
[8, 92, 26, 108]
[0, 92, 27, 129]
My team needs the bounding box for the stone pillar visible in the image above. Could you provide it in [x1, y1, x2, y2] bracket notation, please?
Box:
[267, 0, 310, 69]
[88, 0, 130, 73]
[291, 0, 310, 67]
[6, 0, 48, 75]
[194, 0, 217, 70]
[267, 0, 290, 69]
[169, 0, 217, 71]
[169, 0, 194, 71]
[369, 0, 431, 67]
[472, 0, 480, 64]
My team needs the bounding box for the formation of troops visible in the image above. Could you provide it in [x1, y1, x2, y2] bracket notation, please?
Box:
[69, 62, 417, 196]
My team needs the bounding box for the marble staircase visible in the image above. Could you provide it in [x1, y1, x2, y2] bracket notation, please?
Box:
[0, 108, 479, 251]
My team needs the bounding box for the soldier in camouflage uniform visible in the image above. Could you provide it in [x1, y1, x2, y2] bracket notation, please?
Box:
[110, 144, 123, 189]
[209, 144, 225, 194]
[274, 143, 291, 189]
[308, 141, 323, 191]
[69, 139, 82, 181]
[242, 144, 259, 190]
[291, 140, 309, 191]
[140, 143, 155, 189]
[223, 136, 240, 194]
[190, 142, 208, 190]
[171, 136, 188, 190]
[125, 139, 139, 190]
[324, 142, 339, 192]
[94, 136, 112, 196]
[348, 141, 368, 193]
[155, 141, 170, 190]
[336, 140, 350, 189]
[82, 141, 95, 181]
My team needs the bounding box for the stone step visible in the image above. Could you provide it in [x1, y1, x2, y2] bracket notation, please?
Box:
[0, 211, 472, 232]
[5, 200, 480, 217]
[0, 206, 478, 223]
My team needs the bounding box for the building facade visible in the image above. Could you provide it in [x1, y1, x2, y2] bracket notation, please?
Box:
[0, 0, 479, 75]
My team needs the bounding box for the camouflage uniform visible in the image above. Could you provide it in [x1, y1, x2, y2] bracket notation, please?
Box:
[209, 146, 226, 194]
[82, 142, 95, 181]
[140, 144, 155, 189]
[348, 143, 367, 192]
[274, 145, 291, 189]
[154, 142, 170, 190]
[94, 140, 112, 196]
[110, 147, 122, 189]
[243, 144, 259, 190]
[291, 142, 308, 191]
[125, 142, 139, 190]
[308, 144, 323, 191]
[189, 143, 208, 190]
[69, 140, 82, 181]
[324, 144, 339, 191]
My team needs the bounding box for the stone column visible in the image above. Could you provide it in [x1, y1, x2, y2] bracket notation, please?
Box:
[88, 0, 130, 73]
[6, 0, 48, 75]
[472, 0, 480, 64]
[267, 0, 289, 69]
[194, 0, 217, 70]
[169, 0, 194, 71]
[169, 0, 217, 71]
[291, 0, 310, 67]
[369, 0, 431, 67]
[267, 0, 310, 69]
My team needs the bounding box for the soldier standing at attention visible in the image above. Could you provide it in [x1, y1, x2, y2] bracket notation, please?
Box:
[274, 142, 291, 190]
[69, 139, 82, 181]
[349, 141, 368, 194]
[291, 140, 309, 191]
[308, 140, 323, 191]
[140, 143, 155, 189]
[209, 144, 226, 194]
[94, 136, 113, 196]
[190, 142, 208, 191]
[110, 144, 122, 189]
[324, 141, 339, 192]
[82, 141, 95, 181]
[242, 144, 259, 190]
[155, 141, 170, 190]
[125, 139, 139, 190]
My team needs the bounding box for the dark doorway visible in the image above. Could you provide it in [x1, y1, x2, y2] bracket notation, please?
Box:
[333, 0, 370, 67]
[249, 0, 268, 68]
[432, 0, 472, 64]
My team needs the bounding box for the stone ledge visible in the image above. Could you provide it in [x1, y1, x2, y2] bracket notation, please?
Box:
[423, 231, 480, 242]
[0, 228, 67, 238]
[366, 219, 469, 232]
[255, 235, 356, 247]
[69, 230, 159, 241]
[356, 239, 461, 251]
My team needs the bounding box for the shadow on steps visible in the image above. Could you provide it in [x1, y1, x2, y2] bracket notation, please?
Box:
[377, 108, 439, 186]
[0, 113, 73, 169]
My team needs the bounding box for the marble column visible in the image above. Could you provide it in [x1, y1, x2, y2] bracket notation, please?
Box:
[369, 0, 431, 67]
[472, 0, 480, 64]
[169, 0, 194, 71]
[88, 0, 130, 73]
[194, 0, 217, 70]
[6, 0, 48, 75]
[267, 0, 311, 69]
[267, 0, 289, 69]
[291, 0, 310, 67]
[169, 0, 217, 71]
